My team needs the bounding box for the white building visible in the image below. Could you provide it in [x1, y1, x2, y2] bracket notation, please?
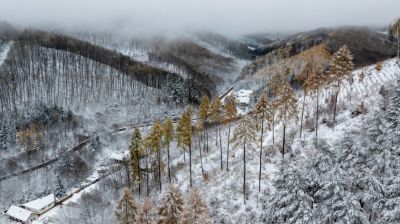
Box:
[234, 89, 253, 107]
[21, 193, 55, 215]
[6, 205, 38, 224]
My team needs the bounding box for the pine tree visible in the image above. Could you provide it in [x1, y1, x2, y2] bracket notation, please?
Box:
[223, 94, 237, 171]
[210, 96, 223, 170]
[389, 18, 400, 60]
[157, 185, 185, 224]
[142, 135, 152, 197]
[54, 175, 66, 199]
[253, 92, 272, 192]
[198, 96, 210, 153]
[260, 162, 314, 224]
[230, 116, 258, 204]
[275, 71, 298, 158]
[137, 197, 154, 224]
[327, 45, 354, 129]
[162, 118, 174, 184]
[177, 107, 193, 187]
[314, 165, 368, 224]
[115, 187, 138, 224]
[130, 127, 143, 194]
[181, 188, 212, 224]
[150, 120, 163, 191]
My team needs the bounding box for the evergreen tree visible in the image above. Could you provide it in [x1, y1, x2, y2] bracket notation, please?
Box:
[181, 188, 212, 224]
[275, 71, 298, 158]
[115, 187, 138, 224]
[314, 165, 368, 224]
[327, 45, 354, 129]
[230, 116, 258, 204]
[150, 120, 163, 191]
[54, 175, 66, 199]
[253, 92, 272, 192]
[162, 118, 174, 184]
[157, 185, 185, 224]
[223, 94, 237, 171]
[137, 197, 154, 224]
[210, 96, 223, 170]
[260, 162, 314, 224]
[130, 127, 143, 194]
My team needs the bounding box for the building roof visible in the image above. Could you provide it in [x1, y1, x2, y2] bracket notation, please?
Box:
[6, 205, 34, 222]
[236, 89, 253, 97]
[23, 194, 55, 211]
[109, 151, 129, 161]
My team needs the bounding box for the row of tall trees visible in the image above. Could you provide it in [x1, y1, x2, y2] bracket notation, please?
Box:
[115, 185, 212, 224]
[126, 44, 356, 204]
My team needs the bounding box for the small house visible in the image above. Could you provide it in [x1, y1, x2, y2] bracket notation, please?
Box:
[21, 193, 55, 215]
[234, 89, 253, 107]
[6, 205, 38, 224]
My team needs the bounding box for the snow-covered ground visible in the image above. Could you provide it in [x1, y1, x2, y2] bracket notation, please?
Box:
[24, 58, 400, 223]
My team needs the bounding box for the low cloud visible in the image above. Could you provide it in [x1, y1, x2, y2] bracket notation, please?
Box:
[1, 0, 399, 37]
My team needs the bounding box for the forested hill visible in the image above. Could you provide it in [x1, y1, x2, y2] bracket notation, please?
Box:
[13, 30, 214, 99]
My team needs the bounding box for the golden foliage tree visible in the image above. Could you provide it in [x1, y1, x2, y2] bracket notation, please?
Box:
[275, 72, 298, 158]
[181, 188, 212, 224]
[115, 187, 138, 224]
[130, 127, 143, 194]
[162, 118, 174, 184]
[327, 45, 354, 129]
[198, 96, 210, 153]
[210, 96, 223, 170]
[157, 185, 185, 224]
[223, 94, 237, 171]
[230, 116, 258, 204]
[177, 107, 193, 187]
[389, 18, 400, 60]
[253, 92, 273, 192]
[150, 120, 163, 191]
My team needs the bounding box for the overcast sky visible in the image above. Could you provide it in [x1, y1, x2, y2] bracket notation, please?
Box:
[1, 0, 399, 37]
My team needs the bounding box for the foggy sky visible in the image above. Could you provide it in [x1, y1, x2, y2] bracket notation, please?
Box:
[1, 0, 399, 37]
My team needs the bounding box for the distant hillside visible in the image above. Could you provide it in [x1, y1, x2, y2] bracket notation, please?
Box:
[256, 27, 397, 67]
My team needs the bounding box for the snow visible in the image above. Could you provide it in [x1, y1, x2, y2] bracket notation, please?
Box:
[6, 205, 35, 222]
[23, 194, 55, 212]
[108, 151, 129, 162]
[0, 41, 12, 65]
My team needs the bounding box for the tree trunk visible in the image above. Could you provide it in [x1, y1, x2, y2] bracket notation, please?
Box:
[333, 88, 340, 130]
[315, 89, 319, 143]
[126, 163, 131, 189]
[272, 116, 275, 147]
[206, 128, 209, 153]
[259, 119, 264, 192]
[282, 124, 286, 159]
[136, 150, 141, 196]
[226, 122, 231, 171]
[219, 124, 223, 170]
[157, 149, 161, 191]
[189, 142, 192, 187]
[300, 92, 306, 139]
[167, 144, 171, 184]
[243, 143, 246, 204]
[146, 151, 149, 197]
[397, 27, 399, 60]
[198, 134, 204, 174]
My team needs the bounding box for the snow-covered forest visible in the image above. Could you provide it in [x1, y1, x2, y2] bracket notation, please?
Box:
[1, 1, 400, 223]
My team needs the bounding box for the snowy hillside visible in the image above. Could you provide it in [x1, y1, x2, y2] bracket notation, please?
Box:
[19, 58, 400, 224]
